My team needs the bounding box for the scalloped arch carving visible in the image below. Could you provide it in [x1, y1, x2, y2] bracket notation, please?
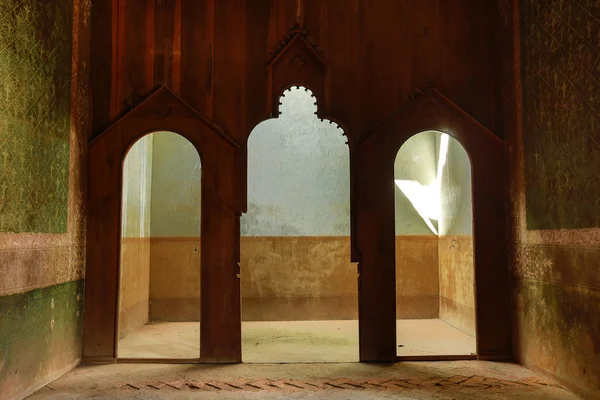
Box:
[267, 29, 327, 120]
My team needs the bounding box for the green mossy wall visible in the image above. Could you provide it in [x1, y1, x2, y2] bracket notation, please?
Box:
[0, 280, 84, 400]
[0, 0, 73, 233]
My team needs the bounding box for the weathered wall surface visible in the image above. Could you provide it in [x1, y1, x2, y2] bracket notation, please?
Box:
[438, 137, 475, 337]
[438, 235, 475, 336]
[393, 132, 440, 318]
[149, 238, 201, 321]
[0, 281, 84, 400]
[0, 0, 72, 233]
[118, 136, 153, 338]
[505, 0, 600, 398]
[241, 237, 356, 320]
[242, 88, 350, 237]
[0, 0, 89, 398]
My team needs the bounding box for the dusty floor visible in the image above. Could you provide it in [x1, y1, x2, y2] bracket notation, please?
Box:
[396, 319, 475, 357]
[119, 322, 200, 359]
[242, 320, 359, 362]
[28, 360, 577, 399]
[118, 319, 475, 362]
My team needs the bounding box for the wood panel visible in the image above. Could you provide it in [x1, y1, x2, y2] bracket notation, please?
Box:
[213, 0, 244, 143]
[90, 0, 114, 134]
[153, 0, 176, 88]
[116, 0, 148, 112]
[180, 0, 214, 118]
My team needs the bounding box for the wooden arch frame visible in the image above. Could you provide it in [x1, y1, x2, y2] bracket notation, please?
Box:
[83, 87, 242, 363]
[355, 88, 512, 362]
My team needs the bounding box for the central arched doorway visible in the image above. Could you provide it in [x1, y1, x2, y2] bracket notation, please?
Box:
[240, 86, 358, 363]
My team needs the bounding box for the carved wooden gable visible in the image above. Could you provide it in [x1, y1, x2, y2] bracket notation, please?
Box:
[267, 30, 326, 117]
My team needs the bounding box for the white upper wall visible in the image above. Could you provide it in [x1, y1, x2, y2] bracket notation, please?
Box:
[438, 136, 472, 236]
[242, 87, 350, 237]
[122, 135, 153, 238]
[150, 132, 201, 238]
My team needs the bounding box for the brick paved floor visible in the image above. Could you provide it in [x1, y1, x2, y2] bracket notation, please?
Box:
[27, 361, 578, 399]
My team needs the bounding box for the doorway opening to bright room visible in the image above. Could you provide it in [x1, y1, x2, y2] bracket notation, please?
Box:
[241, 86, 358, 363]
[117, 131, 201, 361]
[394, 131, 476, 359]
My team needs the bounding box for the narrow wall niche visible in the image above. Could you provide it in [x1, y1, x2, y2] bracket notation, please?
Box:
[241, 86, 358, 363]
[394, 131, 476, 358]
[117, 131, 201, 360]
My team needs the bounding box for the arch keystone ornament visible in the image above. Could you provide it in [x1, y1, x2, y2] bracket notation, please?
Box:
[266, 29, 327, 118]
[355, 87, 511, 362]
[83, 86, 242, 364]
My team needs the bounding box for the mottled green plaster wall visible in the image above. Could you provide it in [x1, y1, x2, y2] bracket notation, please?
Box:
[0, 280, 84, 400]
[0, 0, 73, 233]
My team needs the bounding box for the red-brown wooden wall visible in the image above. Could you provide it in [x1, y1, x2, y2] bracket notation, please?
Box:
[90, 0, 502, 143]
[85, 0, 511, 363]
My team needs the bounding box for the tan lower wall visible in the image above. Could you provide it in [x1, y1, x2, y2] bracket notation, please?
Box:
[395, 236, 439, 318]
[149, 237, 201, 321]
[241, 236, 357, 320]
[438, 235, 475, 337]
[242, 296, 357, 321]
[119, 236, 442, 323]
[119, 237, 151, 338]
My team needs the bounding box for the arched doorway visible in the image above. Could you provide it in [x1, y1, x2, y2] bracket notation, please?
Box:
[241, 86, 358, 363]
[84, 88, 241, 363]
[394, 131, 476, 358]
[354, 89, 511, 361]
[117, 131, 201, 361]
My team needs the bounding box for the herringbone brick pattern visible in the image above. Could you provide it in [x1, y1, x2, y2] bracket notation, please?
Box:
[114, 375, 555, 393]
[28, 361, 579, 399]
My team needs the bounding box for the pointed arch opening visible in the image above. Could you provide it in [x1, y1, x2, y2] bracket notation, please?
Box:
[394, 130, 476, 358]
[241, 86, 358, 363]
[117, 131, 201, 360]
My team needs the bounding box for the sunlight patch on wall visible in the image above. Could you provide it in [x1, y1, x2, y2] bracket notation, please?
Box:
[395, 133, 449, 236]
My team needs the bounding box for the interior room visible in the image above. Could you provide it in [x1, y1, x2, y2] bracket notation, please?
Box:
[394, 131, 476, 358]
[241, 87, 357, 363]
[117, 132, 201, 360]
[1, 0, 598, 399]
